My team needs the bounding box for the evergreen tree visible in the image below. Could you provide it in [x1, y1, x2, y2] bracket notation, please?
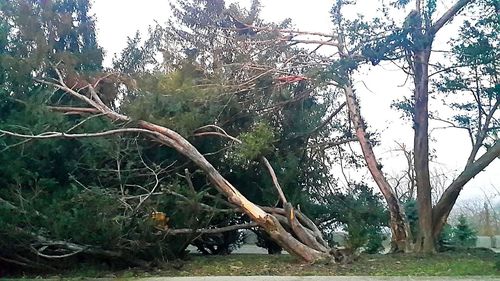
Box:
[452, 215, 478, 248]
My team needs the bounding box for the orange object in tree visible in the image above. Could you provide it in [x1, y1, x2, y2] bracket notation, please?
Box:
[151, 211, 169, 230]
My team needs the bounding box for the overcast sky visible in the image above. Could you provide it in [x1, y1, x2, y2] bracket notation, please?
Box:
[92, 0, 499, 201]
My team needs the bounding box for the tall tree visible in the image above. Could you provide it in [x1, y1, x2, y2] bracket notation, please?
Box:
[334, 0, 498, 252]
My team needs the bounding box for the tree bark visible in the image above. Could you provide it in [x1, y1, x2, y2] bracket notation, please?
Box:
[413, 49, 435, 253]
[343, 84, 410, 252]
[411, 0, 476, 253]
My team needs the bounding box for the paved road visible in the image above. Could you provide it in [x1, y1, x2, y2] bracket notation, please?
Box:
[139, 277, 500, 281]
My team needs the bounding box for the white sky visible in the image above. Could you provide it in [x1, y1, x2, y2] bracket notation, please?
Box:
[92, 0, 499, 202]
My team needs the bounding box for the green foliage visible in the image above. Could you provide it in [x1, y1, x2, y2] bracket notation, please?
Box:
[313, 183, 389, 253]
[439, 215, 478, 250]
[234, 122, 275, 161]
[452, 215, 478, 247]
[0, 0, 371, 272]
[433, 0, 499, 148]
[344, 216, 386, 254]
[390, 0, 412, 8]
[42, 187, 123, 247]
[0, 0, 103, 93]
[437, 223, 453, 250]
[123, 67, 218, 136]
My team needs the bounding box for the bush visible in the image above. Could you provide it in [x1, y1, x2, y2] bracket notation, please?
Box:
[403, 199, 419, 243]
[438, 223, 454, 251]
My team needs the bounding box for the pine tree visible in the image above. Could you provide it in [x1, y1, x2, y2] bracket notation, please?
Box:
[452, 215, 478, 248]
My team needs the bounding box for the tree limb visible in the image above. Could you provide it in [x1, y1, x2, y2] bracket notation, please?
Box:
[165, 222, 258, 235]
[428, 0, 475, 36]
[0, 128, 152, 140]
[262, 157, 288, 205]
[432, 140, 500, 235]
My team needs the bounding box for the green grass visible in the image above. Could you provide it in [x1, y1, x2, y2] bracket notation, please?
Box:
[161, 250, 498, 277]
[4, 249, 499, 279]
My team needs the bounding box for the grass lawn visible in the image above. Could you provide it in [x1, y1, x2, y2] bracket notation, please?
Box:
[154, 250, 499, 277]
[11, 248, 494, 279]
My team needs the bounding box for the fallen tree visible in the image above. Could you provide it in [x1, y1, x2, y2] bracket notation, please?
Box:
[0, 68, 343, 263]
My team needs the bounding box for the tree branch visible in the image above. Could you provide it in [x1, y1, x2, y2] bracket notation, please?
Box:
[0, 128, 153, 140]
[47, 106, 101, 115]
[193, 126, 290, 206]
[308, 137, 358, 150]
[165, 222, 258, 235]
[262, 157, 288, 205]
[428, 0, 475, 36]
[432, 140, 500, 235]
[466, 98, 500, 165]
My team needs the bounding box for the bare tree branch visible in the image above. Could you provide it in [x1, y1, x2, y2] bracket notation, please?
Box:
[428, 0, 475, 36]
[262, 157, 288, 205]
[0, 128, 152, 140]
[165, 222, 258, 235]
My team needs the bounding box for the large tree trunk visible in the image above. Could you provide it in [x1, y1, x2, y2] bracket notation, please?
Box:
[410, 0, 476, 253]
[343, 84, 410, 252]
[413, 49, 435, 253]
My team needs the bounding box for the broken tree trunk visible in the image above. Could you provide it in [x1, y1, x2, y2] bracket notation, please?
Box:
[33, 71, 333, 263]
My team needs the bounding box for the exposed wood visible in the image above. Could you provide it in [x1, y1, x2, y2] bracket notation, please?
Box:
[343, 84, 410, 252]
[31, 71, 332, 263]
[295, 209, 330, 248]
[0, 128, 153, 139]
[284, 203, 330, 252]
[48, 106, 101, 114]
[262, 157, 288, 205]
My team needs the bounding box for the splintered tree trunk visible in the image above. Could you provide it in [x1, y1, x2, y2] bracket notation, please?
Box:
[413, 49, 435, 253]
[137, 121, 330, 262]
[343, 84, 410, 252]
[38, 76, 334, 263]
